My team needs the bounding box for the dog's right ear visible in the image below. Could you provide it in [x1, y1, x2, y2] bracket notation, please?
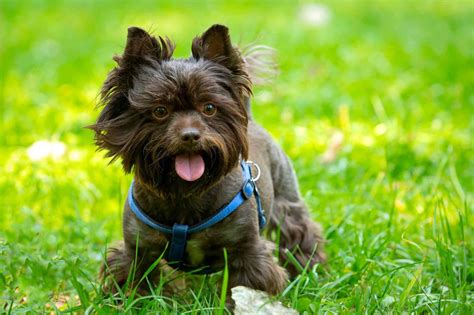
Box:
[117, 27, 175, 71]
[96, 27, 176, 123]
[98, 27, 175, 109]
[89, 28, 175, 168]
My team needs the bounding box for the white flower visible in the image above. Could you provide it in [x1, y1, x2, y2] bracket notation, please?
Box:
[299, 3, 332, 27]
[232, 286, 298, 315]
[27, 140, 66, 161]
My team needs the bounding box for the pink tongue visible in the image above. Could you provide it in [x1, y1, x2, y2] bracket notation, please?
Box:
[175, 154, 205, 182]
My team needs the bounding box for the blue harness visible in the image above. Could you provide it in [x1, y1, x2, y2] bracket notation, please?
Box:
[127, 160, 266, 274]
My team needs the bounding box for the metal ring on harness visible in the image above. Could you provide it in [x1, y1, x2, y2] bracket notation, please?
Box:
[246, 160, 261, 182]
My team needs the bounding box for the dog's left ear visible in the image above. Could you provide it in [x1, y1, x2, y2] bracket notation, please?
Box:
[192, 24, 251, 96]
[192, 24, 234, 61]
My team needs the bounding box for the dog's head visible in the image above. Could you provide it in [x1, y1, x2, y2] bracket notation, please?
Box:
[90, 25, 252, 196]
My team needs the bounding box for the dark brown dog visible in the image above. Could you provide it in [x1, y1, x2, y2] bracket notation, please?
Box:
[91, 24, 325, 297]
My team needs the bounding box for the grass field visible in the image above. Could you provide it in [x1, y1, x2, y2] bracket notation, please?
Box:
[1, 0, 473, 313]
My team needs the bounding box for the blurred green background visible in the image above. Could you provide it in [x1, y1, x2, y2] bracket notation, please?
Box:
[0, 0, 472, 313]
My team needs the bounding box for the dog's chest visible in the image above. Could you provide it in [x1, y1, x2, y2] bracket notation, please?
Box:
[186, 238, 206, 266]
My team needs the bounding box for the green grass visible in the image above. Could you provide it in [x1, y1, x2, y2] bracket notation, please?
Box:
[1, 0, 472, 313]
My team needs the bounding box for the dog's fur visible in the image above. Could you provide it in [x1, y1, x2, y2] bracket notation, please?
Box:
[91, 24, 325, 297]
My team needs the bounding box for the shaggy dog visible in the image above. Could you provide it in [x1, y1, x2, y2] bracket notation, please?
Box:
[91, 24, 325, 298]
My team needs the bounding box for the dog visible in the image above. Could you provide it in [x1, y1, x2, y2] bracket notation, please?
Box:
[91, 24, 325, 299]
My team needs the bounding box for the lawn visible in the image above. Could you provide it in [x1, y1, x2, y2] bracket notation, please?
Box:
[0, 0, 472, 313]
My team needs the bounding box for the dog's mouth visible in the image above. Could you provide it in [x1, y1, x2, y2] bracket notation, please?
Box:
[172, 147, 220, 182]
[174, 153, 206, 182]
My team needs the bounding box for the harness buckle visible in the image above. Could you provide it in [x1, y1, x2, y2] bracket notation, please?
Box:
[246, 160, 261, 182]
[242, 179, 255, 199]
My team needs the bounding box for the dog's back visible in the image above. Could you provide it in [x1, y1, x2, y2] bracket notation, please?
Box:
[247, 120, 326, 277]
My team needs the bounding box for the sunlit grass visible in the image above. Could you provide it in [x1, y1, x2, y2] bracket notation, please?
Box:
[1, 0, 472, 313]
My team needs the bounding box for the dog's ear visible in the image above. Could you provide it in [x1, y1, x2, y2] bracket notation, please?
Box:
[89, 28, 175, 168]
[192, 24, 252, 96]
[119, 27, 175, 67]
[107, 28, 175, 96]
[95, 27, 175, 124]
[191, 25, 243, 69]
[192, 25, 233, 60]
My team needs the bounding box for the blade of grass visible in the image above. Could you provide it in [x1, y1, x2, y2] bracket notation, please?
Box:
[398, 262, 423, 311]
[218, 248, 229, 315]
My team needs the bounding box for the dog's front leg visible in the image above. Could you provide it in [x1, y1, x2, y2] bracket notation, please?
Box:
[227, 238, 288, 296]
[100, 240, 186, 296]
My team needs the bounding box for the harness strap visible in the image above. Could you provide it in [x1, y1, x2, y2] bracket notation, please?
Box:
[255, 186, 266, 229]
[128, 160, 265, 273]
[168, 224, 188, 264]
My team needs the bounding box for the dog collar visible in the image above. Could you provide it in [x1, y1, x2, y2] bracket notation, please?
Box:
[127, 160, 266, 274]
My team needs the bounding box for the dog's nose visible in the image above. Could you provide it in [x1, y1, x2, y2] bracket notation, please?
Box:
[180, 128, 201, 142]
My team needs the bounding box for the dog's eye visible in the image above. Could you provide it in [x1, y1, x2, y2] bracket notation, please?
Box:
[203, 104, 216, 116]
[154, 106, 168, 118]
